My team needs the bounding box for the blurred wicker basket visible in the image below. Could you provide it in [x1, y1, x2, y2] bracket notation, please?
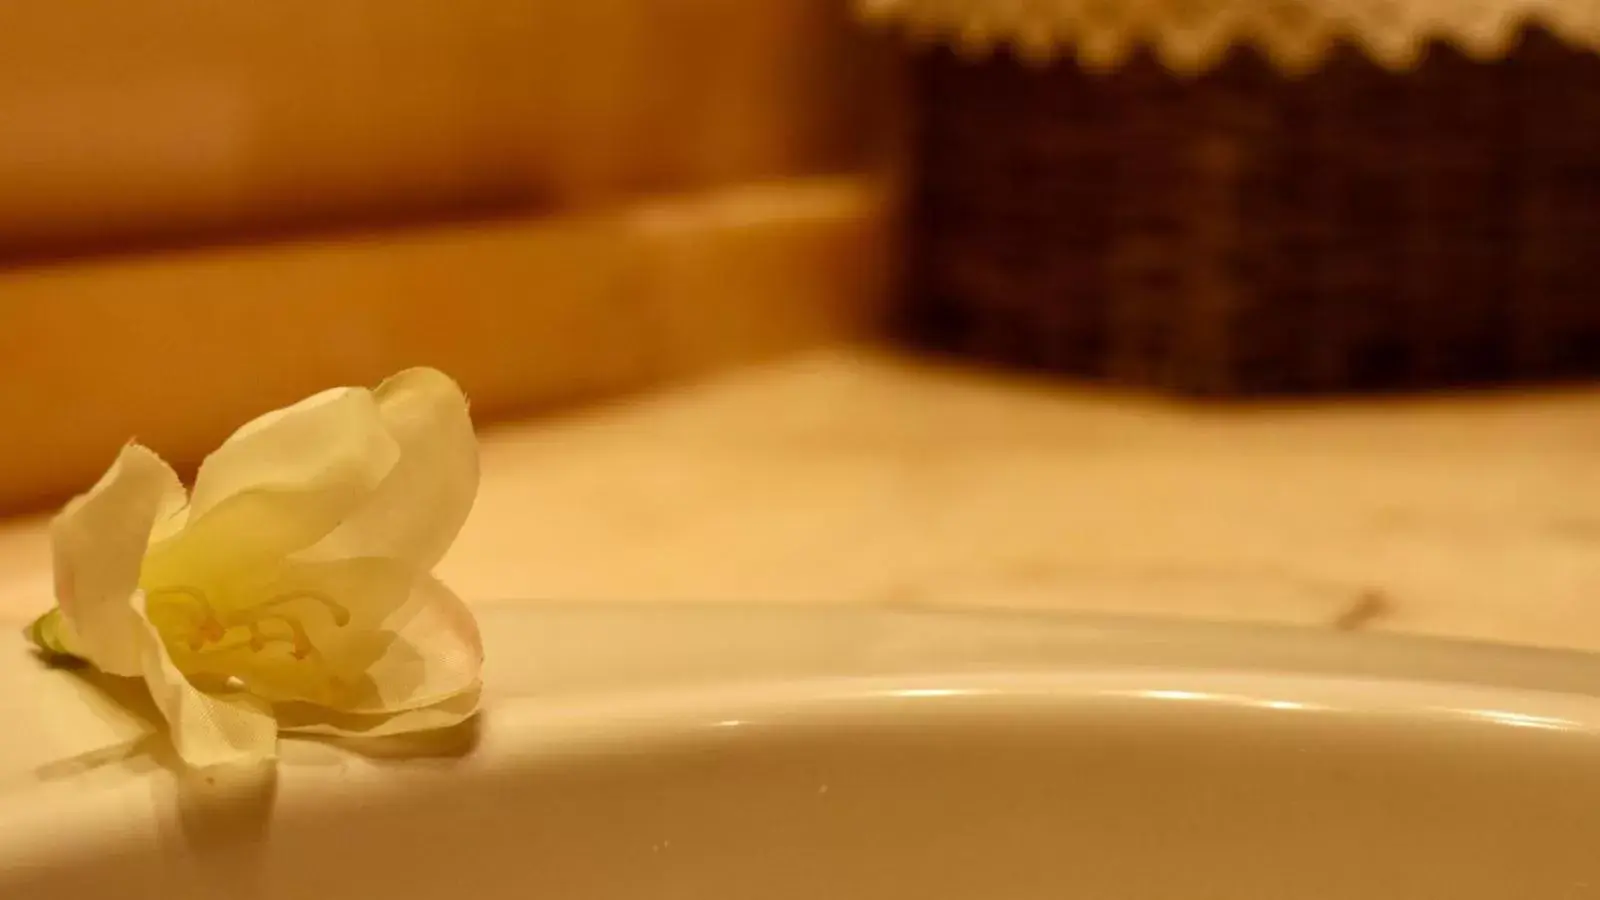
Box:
[862, 0, 1600, 393]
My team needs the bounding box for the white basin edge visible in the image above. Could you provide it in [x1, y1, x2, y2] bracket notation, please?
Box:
[3, 599, 1600, 879]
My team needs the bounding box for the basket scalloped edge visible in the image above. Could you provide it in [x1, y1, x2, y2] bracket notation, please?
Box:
[855, 0, 1600, 73]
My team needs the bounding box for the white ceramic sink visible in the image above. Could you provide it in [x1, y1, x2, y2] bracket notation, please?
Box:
[2, 602, 1599, 899]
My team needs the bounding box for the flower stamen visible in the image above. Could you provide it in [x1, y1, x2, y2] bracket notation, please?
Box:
[233, 615, 321, 660]
[145, 585, 349, 661]
[145, 585, 215, 620]
[253, 590, 352, 627]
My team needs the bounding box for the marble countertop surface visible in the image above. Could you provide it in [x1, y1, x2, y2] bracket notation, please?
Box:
[1, 346, 1597, 651]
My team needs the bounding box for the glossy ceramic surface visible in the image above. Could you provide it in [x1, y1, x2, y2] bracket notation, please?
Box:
[2, 601, 1599, 899]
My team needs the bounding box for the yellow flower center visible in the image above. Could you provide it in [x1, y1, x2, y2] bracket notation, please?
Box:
[145, 585, 351, 662]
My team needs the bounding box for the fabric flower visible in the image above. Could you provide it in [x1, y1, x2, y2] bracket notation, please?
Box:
[25, 368, 483, 768]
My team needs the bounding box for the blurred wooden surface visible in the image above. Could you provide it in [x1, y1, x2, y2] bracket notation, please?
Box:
[0, 177, 891, 512]
[0, 0, 894, 259]
[2, 347, 1594, 651]
[0, 0, 902, 513]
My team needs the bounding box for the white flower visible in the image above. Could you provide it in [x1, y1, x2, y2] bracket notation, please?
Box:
[26, 368, 484, 768]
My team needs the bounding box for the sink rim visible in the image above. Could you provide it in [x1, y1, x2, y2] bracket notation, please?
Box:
[4, 600, 1600, 877]
[474, 599, 1600, 702]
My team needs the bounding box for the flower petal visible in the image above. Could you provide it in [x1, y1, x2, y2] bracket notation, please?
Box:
[306, 368, 479, 570]
[346, 573, 483, 714]
[143, 387, 400, 585]
[133, 592, 278, 767]
[277, 688, 481, 738]
[188, 387, 379, 519]
[51, 444, 185, 677]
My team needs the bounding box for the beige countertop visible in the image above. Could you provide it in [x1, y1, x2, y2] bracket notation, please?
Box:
[2, 346, 1597, 651]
